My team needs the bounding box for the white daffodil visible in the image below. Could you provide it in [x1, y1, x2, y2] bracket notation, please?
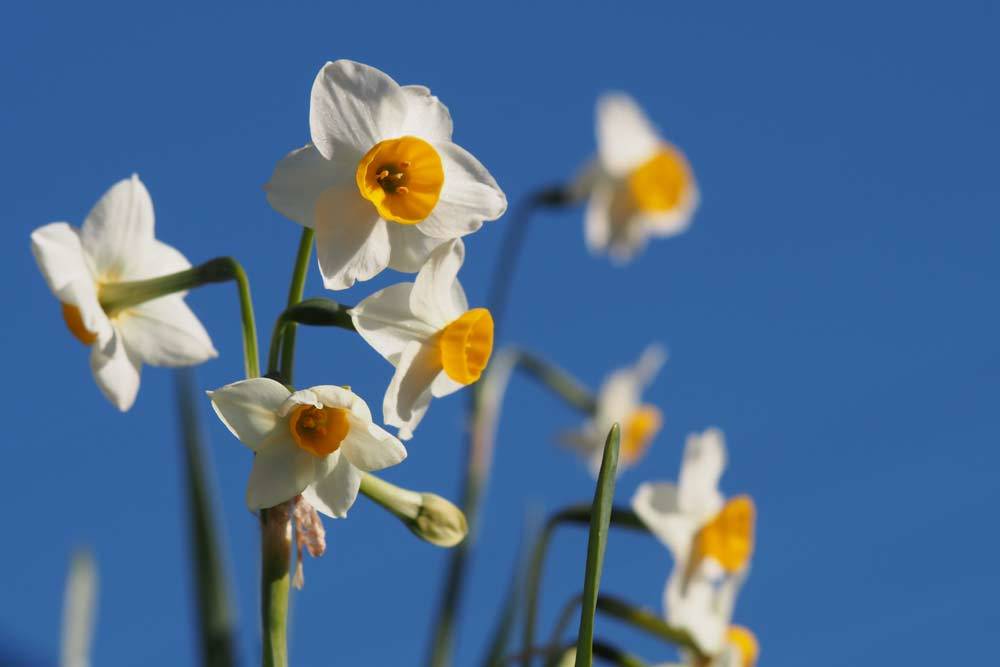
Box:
[30, 175, 217, 411]
[208, 379, 406, 517]
[631, 429, 756, 657]
[576, 93, 699, 263]
[564, 345, 666, 475]
[655, 626, 758, 667]
[350, 239, 493, 440]
[266, 59, 507, 290]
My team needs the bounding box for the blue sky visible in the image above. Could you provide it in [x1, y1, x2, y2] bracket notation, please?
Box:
[2, 1, 998, 665]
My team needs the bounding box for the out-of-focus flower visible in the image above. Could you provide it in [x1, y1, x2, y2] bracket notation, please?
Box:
[576, 93, 699, 263]
[208, 379, 406, 516]
[563, 345, 666, 475]
[350, 239, 493, 440]
[267, 59, 507, 290]
[632, 429, 755, 656]
[30, 175, 217, 411]
[654, 625, 758, 667]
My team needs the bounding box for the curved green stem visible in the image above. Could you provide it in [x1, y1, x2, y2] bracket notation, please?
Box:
[276, 228, 315, 384]
[266, 298, 356, 379]
[99, 256, 260, 378]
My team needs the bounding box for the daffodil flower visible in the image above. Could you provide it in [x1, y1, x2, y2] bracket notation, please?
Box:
[349, 239, 493, 440]
[577, 93, 699, 263]
[208, 379, 406, 516]
[563, 345, 666, 475]
[30, 175, 217, 411]
[631, 429, 756, 656]
[267, 60, 507, 290]
[654, 625, 758, 667]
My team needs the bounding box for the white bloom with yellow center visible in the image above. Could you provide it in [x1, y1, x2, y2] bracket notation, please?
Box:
[267, 59, 507, 290]
[632, 429, 756, 656]
[208, 379, 406, 516]
[349, 239, 493, 440]
[577, 93, 699, 263]
[564, 345, 665, 475]
[30, 175, 217, 411]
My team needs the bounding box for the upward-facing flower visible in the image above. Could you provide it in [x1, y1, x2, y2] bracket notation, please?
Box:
[632, 429, 756, 656]
[30, 175, 217, 411]
[350, 239, 493, 440]
[208, 379, 406, 516]
[267, 59, 507, 290]
[577, 93, 699, 263]
[563, 345, 666, 475]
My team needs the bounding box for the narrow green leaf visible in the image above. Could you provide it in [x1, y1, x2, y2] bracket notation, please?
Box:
[575, 423, 621, 667]
[176, 370, 237, 667]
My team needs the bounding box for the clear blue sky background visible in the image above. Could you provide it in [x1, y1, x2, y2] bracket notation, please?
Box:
[3, 1, 998, 665]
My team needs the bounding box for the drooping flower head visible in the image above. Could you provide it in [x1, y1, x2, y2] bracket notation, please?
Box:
[577, 93, 699, 263]
[632, 429, 756, 656]
[30, 175, 217, 411]
[564, 344, 666, 475]
[208, 378, 406, 516]
[267, 60, 507, 290]
[350, 239, 493, 440]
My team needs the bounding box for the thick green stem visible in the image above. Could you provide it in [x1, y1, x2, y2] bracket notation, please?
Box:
[276, 228, 315, 384]
[99, 257, 260, 378]
[260, 505, 292, 667]
[266, 298, 355, 379]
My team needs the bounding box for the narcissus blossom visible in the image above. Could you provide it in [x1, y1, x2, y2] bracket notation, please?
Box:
[208, 379, 406, 517]
[30, 175, 217, 411]
[577, 93, 699, 263]
[564, 345, 665, 475]
[632, 429, 756, 656]
[267, 59, 507, 290]
[350, 239, 493, 440]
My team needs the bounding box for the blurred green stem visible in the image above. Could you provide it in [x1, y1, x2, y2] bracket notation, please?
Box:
[99, 257, 260, 378]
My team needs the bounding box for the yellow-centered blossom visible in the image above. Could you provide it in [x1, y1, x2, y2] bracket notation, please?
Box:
[350, 239, 494, 440]
[266, 60, 507, 290]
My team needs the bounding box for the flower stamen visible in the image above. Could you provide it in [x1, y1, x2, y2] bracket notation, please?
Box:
[289, 404, 350, 458]
[356, 136, 444, 224]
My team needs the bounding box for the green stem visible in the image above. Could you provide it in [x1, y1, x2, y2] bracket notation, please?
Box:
[266, 298, 356, 379]
[260, 505, 292, 667]
[99, 257, 260, 378]
[502, 639, 649, 667]
[276, 228, 315, 384]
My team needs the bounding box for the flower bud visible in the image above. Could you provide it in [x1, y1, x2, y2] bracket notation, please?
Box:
[359, 473, 468, 548]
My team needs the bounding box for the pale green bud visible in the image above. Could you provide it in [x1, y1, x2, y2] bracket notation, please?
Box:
[359, 473, 468, 548]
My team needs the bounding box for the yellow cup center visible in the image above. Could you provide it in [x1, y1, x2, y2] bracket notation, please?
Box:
[438, 308, 494, 385]
[726, 626, 759, 667]
[622, 404, 662, 464]
[61, 303, 98, 345]
[289, 404, 350, 458]
[626, 146, 692, 213]
[690, 495, 755, 573]
[355, 136, 444, 224]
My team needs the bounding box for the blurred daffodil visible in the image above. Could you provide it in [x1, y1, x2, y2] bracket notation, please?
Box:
[267, 59, 507, 290]
[208, 379, 406, 516]
[577, 93, 699, 263]
[30, 175, 217, 411]
[350, 239, 493, 440]
[655, 625, 758, 667]
[564, 344, 665, 475]
[632, 428, 755, 656]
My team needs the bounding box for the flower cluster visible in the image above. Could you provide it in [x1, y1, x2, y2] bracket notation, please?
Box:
[32, 57, 756, 667]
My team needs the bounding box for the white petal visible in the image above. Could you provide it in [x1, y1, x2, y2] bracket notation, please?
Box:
[341, 417, 407, 472]
[246, 439, 317, 510]
[57, 279, 113, 342]
[417, 142, 507, 240]
[664, 568, 730, 656]
[596, 93, 662, 176]
[351, 283, 435, 365]
[383, 340, 440, 440]
[594, 370, 640, 434]
[385, 223, 449, 273]
[80, 175, 155, 281]
[677, 428, 727, 518]
[301, 451, 362, 519]
[314, 185, 390, 290]
[631, 481, 697, 559]
[265, 143, 355, 227]
[308, 385, 372, 422]
[116, 295, 217, 367]
[207, 378, 291, 451]
[583, 183, 613, 255]
[89, 329, 141, 411]
[30, 223, 93, 294]
[399, 85, 453, 142]
[633, 344, 667, 387]
[309, 60, 406, 159]
[410, 238, 468, 325]
[130, 240, 193, 280]
[430, 372, 464, 398]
